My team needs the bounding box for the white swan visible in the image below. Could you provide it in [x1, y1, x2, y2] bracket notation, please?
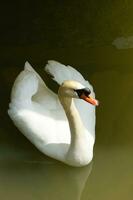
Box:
[8, 61, 98, 167]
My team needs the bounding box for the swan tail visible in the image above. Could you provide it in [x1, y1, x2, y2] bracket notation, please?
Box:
[44, 60, 90, 87]
[9, 62, 39, 106]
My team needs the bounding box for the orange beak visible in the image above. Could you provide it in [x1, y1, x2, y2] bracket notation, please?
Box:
[80, 94, 99, 106]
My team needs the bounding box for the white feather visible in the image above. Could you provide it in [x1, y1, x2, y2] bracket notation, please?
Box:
[8, 61, 96, 166]
[45, 60, 90, 86]
[45, 60, 95, 134]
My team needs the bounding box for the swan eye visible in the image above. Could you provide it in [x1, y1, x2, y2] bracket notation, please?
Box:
[74, 88, 91, 97]
[84, 88, 91, 96]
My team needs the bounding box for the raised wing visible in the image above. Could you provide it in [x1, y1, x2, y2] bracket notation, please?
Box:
[45, 61, 96, 136]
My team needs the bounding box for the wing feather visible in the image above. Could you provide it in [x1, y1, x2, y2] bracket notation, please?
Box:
[45, 60, 96, 135]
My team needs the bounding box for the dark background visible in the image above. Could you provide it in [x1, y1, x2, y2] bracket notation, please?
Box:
[0, 1, 133, 200]
[1, 0, 133, 160]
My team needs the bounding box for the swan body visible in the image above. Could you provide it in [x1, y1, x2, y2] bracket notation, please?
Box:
[8, 61, 98, 167]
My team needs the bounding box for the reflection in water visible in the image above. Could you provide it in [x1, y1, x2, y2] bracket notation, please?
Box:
[112, 36, 133, 49]
[0, 161, 92, 200]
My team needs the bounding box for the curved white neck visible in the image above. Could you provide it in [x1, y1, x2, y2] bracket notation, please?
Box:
[58, 95, 93, 166]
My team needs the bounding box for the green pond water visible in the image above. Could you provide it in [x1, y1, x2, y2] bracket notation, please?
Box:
[1, 1, 133, 200]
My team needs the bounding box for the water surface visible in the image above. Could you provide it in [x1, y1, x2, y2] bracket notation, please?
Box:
[1, 1, 133, 199]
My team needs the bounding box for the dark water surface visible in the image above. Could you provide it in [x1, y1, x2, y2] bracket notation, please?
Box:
[1, 1, 133, 200]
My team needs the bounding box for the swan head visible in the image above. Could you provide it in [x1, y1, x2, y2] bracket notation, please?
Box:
[58, 80, 98, 106]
